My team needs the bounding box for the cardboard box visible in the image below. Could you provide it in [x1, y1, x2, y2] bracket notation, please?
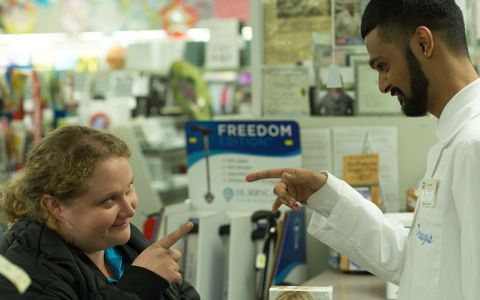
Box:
[269, 286, 333, 300]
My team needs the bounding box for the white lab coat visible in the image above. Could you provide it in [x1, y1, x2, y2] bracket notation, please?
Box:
[306, 78, 480, 300]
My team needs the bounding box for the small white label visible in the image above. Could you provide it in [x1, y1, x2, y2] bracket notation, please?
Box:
[255, 253, 266, 269]
[0, 255, 31, 294]
[420, 178, 438, 208]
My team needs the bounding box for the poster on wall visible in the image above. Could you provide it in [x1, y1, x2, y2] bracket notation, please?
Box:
[332, 126, 399, 212]
[214, 0, 249, 22]
[204, 19, 240, 70]
[334, 0, 369, 46]
[262, 66, 310, 116]
[186, 120, 302, 211]
[263, 0, 330, 65]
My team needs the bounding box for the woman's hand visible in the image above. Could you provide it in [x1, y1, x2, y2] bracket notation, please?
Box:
[132, 222, 193, 284]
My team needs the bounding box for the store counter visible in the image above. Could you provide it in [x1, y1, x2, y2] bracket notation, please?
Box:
[302, 269, 386, 300]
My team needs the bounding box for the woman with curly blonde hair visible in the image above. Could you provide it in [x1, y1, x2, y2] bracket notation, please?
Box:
[0, 125, 199, 300]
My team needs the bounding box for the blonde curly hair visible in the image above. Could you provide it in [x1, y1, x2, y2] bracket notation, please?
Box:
[0, 125, 130, 227]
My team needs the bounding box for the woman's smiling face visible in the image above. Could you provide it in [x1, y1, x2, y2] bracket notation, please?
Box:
[57, 156, 138, 253]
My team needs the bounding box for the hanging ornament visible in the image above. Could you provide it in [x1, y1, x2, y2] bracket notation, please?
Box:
[123, 1, 150, 30]
[1, 0, 38, 34]
[143, 0, 163, 29]
[105, 44, 126, 70]
[61, 0, 91, 35]
[34, 0, 53, 7]
[159, 0, 198, 38]
[90, 0, 122, 34]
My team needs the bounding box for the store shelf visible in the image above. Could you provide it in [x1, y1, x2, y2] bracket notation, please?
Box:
[151, 174, 188, 193]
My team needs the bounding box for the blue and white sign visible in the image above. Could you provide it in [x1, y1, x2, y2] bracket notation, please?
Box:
[186, 120, 302, 210]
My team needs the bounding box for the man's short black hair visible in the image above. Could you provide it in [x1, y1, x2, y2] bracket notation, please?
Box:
[361, 0, 468, 56]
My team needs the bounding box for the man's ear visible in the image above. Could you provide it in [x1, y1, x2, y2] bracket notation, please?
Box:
[41, 195, 63, 218]
[412, 26, 434, 57]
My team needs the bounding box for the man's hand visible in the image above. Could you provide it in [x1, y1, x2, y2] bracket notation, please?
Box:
[246, 168, 327, 212]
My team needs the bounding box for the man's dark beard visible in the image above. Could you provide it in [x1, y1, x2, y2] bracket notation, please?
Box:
[400, 46, 429, 117]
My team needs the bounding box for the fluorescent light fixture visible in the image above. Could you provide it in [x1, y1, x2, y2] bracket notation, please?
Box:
[203, 71, 238, 82]
[112, 30, 168, 41]
[186, 28, 210, 42]
[0, 54, 10, 67]
[0, 27, 236, 45]
[0, 32, 67, 44]
[11, 54, 31, 67]
[78, 31, 105, 41]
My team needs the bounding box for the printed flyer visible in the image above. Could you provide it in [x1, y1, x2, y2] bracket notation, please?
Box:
[186, 120, 302, 210]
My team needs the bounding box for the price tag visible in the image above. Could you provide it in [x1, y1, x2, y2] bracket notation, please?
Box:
[255, 253, 266, 269]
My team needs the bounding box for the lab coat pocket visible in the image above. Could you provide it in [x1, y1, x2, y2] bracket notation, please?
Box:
[411, 209, 443, 290]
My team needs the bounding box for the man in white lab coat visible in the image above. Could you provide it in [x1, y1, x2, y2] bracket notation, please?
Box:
[246, 0, 480, 299]
[335, 1, 362, 39]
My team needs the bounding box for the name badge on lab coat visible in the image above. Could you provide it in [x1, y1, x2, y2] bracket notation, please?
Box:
[419, 178, 438, 208]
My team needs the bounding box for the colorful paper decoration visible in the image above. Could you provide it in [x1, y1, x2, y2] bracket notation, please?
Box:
[1, 0, 38, 34]
[159, 0, 198, 38]
[90, 0, 122, 33]
[61, 0, 91, 34]
[186, 0, 214, 20]
[34, 0, 53, 6]
[119, 0, 160, 30]
[89, 112, 110, 130]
